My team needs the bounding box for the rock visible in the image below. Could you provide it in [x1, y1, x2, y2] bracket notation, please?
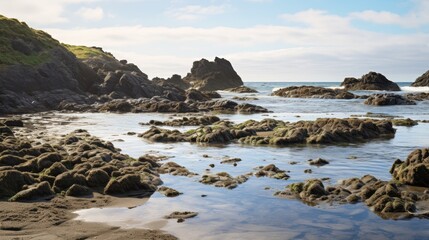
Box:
[9, 181, 54, 201]
[220, 157, 241, 164]
[199, 172, 249, 189]
[272, 86, 356, 99]
[308, 158, 329, 166]
[254, 164, 290, 180]
[1, 119, 24, 127]
[144, 116, 220, 127]
[405, 92, 429, 101]
[65, 184, 93, 197]
[104, 174, 156, 195]
[53, 171, 87, 192]
[225, 86, 258, 93]
[390, 148, 429, 187]
[158, 186, 182, 197]
[44, 162, 68, 177]
[0, 170, 36, 198]
[0, 126, 13, 136]
[232, 96, 259, 101]
[391, 118, 418, 127]
[341, 72, 400, 91]
[364, 94, 416, 106]
[182, 57, 243, 91]
[411, 70, 429, 87]
[37, 152, 62, 170]
[165, 211, 198, 219]
[86, 169, 110, 188]
[158, 162, 197, 177]
[185, 89, 212, 101]
[0, 155, 27, 166]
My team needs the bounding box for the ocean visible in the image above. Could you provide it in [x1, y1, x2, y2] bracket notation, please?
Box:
[27, 82, 429, 239]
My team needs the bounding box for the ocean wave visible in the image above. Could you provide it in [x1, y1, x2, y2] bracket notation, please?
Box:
[400, 86, 429, 93]
[327, 86, 345, 90]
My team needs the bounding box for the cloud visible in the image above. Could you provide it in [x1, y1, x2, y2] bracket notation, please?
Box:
[165, 5, 226, 20]
[76, 7, 104, 21]
[0, 0, 97, 25]
[350, 0, 429, 28]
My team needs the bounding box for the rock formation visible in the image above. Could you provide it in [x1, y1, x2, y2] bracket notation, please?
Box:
[272, 86, 356, 99]
[411, 70, 429, 87]
[364, 94, 416, 106]
[182, 57, 243, 91]
[341, 72, 401, 91]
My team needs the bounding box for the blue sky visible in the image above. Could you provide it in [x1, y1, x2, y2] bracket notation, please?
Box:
[1, 0, 429, 82]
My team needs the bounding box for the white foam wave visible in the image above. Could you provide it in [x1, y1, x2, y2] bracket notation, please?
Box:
[400, 86, 429, 93]
[327, 86, 345, 90]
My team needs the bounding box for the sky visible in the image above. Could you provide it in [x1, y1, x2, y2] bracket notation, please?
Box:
[1, 0, 429, 82]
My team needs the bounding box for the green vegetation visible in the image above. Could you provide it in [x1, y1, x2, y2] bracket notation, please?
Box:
[64, 44, 114, 60]
[0, 15, 59, 66]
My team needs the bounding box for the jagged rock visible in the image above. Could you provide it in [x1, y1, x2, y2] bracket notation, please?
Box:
[272, 86, 356, 99]
[9, 181, 54, 201]
[341, 72, 400, 91]
[183, 57, 243, 91]
[364, 94, 416, 106]
[411, 70, 429, 87]
[390, 148, 429, 187]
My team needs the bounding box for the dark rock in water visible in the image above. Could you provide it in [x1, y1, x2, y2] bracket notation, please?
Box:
[275, 175, 418, 218]
[144, 116, 220, 127]
[66, 184, 93, 197]
[200, 172, 250, 189]
[9, 181, 54, 201]
[364, 94, 416, 106]
[0, 170, 36, 198]
[183, 57, 243, 91]
[253, 164, 289, 180]
[308, 158, 329, 166]
[341, 72, 400, 91]
[391, 118, 418, 127]
[405, 92, 429, 101]
[272, 86, 356, 99]
[158, 186, 182, 197]
[220, 157, 242, 164]
[165, 211, 198, 219]
[225, 86, 258, 93]
[104, 174, 156, 195]
[158, 162, 198, 177]
[411, 70, 429, 87]
[390, 148, 429, 187]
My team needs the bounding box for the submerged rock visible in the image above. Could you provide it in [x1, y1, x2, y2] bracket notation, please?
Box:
[341, 72, 400, 91]
[143, 116, 220, 127]
[308, 158, 329, 166]
[253, 164, 290, 180]
[200, 172, 250, 189]
[158, 186, 182, 197]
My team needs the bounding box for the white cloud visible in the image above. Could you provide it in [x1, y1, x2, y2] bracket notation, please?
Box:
[165, 5, 226, 20]
[76, 7, 104, 21]
[0, 0, 97, 25]
[350, 0, 429, 28]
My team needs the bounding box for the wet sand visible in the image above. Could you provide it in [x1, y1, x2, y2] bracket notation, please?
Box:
[0, 193, 177, 240]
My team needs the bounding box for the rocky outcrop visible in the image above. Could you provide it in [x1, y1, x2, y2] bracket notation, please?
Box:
[341, 72, 401, 91]
[364, 94, 416, 106]
[0, 121, 164, 201]
[199, 172, 250, 189]
[390, 148, 429, 187]
[253, 164, 290, 180]
[405, 92, 429, 101]
[142, 116, 220, 127]
[411, 70, 429, 87]
[275, 175, 419, 218]
[183, 57, 243, 91]
[272, 86, 356, 99]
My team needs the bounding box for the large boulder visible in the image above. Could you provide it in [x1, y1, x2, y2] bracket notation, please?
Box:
[341, 72, 401, 91]
[9, 181, 54, 201]
[411, 70, 429, 87]
[0, 170, 36, 198]
[390, 148, 429, 187]
[183, 57, 243, 91]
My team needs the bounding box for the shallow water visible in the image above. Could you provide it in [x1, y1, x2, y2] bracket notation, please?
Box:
[26, 82, 429, 239]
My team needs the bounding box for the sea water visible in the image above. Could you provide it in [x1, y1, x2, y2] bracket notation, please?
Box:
[27, 82, 429, 239]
